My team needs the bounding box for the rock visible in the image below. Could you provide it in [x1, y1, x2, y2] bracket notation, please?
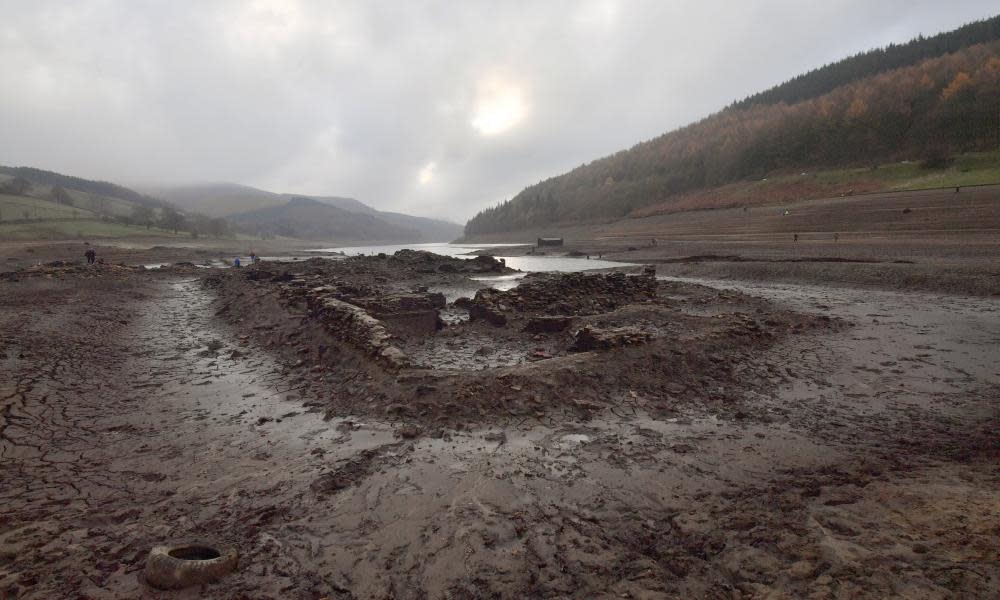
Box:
[471, 255, 505, 272]
[484, 431, 507, 444]
[396, 423, 423, 439]
[468, 303, 507, 327]
[385, 403, 410, 416]
[787, 560, 815, 580]
[523, 316, 573, 333]
[570, 326, 653, 351]
[246, 269, 273, 280]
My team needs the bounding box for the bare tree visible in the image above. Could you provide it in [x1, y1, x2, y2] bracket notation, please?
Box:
[132, 205, 155, 229]
[158, 206, 186, 233]
[50, 186, 74, 206]
[2, 176, 32, 196]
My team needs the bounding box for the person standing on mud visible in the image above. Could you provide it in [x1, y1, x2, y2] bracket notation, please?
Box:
[84, 248, 96, 264]
[234, 257, 241, 268]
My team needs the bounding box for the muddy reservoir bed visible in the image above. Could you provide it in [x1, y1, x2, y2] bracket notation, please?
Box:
[3, 256, 998, 599]
[207, 251, 841, 426]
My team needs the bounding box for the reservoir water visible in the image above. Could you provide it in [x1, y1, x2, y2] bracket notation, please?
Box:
[314, 242, 634, 273]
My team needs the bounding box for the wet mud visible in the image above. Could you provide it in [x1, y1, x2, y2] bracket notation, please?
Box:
[206, 253, 837, 427]
[1, 261, 998, 599]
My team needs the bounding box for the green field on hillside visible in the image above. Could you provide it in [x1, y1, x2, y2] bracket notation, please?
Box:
[0, 214, 188, 241]
[0, 171, 152, 218]
[801, 151, 1000, 190]
[0, 193, 93, 221]
[63, 189, 137, 217]
[0, 192, 249, 241]
[631, 150, 1000, 218]
[0, 172, 154, 221]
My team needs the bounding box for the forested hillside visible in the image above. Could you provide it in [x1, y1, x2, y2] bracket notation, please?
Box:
[733, 15, 1000, 108]
[466, 20, 1000, 236]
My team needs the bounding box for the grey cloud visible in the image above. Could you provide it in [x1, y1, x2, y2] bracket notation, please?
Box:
[0, 0, 996, 221]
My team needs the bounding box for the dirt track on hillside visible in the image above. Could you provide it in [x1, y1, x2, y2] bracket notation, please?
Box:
[1, 266, 998, 599]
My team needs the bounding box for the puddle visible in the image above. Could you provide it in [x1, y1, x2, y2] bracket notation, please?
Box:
[439, 307, 470, 326]
[144, 281, 404, 456]
[470, 272, 528, 291]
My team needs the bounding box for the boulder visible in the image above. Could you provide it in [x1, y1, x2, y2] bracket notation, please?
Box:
[469, 303, 507, 327]
[523, 316, 573, 333]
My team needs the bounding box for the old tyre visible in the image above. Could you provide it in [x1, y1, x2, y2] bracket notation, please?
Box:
[144, 543, 238, 590]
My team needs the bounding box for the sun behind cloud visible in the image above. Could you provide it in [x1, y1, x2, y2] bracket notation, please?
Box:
[417, 161, 437, 185]
[471, 77, 527, 135]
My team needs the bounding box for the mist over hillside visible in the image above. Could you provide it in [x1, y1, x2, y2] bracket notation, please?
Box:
[145, 182, 462, 243]
[0, 167, 461, 243]
[0, 166, 170, 210]
[226, 196, 421, 242]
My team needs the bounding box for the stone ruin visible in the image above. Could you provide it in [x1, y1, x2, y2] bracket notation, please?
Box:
[233, 254, 664, 372]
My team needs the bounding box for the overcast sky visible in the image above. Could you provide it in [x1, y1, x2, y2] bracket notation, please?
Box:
[1, 1, 996, 221]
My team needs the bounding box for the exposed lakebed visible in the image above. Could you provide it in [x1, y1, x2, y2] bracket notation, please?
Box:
[4, 251, 997, 599]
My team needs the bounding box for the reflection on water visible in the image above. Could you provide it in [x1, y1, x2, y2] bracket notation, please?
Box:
[471, 273, 527, 291]
[499, 255, 632, 272]
[316, 242, 524, 259]
[316, 243, 634, 274]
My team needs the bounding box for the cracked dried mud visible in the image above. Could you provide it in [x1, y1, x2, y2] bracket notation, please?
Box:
[1, 257, 998, 599]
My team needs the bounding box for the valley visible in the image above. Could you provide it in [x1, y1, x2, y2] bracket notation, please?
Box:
[3, 7, 999, 600]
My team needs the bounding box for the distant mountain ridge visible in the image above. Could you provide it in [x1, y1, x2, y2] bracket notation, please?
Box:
[144, 182, 462, 243]
[0, 166, 461, 243]
[465, 15, 1000, 236]
[226, 196, 419, 242]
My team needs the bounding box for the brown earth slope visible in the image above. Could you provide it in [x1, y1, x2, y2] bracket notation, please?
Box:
[466, 184, 1000, 296]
